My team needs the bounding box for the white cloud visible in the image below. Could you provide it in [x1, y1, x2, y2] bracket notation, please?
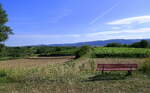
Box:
[12, 28, 150, 39]
[107, 16, 150, 25]
[85, 28, 150, 37]
[12, 34, 80, 38]
[80, 28, 150, 41]
[7, 28, 150, 46]
[111, 27, 121, 30]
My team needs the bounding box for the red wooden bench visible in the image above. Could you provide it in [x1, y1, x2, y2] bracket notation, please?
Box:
[96, 64, 138, 75]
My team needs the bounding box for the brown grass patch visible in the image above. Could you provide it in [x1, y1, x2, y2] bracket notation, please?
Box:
[0, 56, 74, 69]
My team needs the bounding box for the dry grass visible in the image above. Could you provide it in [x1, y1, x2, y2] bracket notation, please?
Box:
[0, 77, 150, 93]
[0, 56, 74, 69]
[0, 56, 150, 93]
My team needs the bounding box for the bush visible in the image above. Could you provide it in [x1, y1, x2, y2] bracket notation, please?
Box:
[75, 46, 91, 59]
[105, 43, 123, 47]
[139, 58, 150, 74]
[0, 70, 7, 77]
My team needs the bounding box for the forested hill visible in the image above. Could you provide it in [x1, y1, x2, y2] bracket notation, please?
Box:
[47, 39, 150, 47]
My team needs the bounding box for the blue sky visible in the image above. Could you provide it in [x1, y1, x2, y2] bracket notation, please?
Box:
[1, 0, 150, 46]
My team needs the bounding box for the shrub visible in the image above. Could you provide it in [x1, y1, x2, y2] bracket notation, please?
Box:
[74, 46, 91, 59]
[0, 70, 7, 77]
[105, 43, 123, 47]
[139, 58, 150, 74]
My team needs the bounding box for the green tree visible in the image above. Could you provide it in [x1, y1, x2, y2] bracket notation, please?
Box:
[130, 40, 149, 48]
[105, 43, 122, 47]
[0, 44, 5, 57]
[0, 4, 13, 42]
[140, 40, 149, 48]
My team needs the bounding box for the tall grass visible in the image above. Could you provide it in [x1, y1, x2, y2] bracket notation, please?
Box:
[0, 47, 149, 84]
[139, 58, 150, 75]
[0, 48, 150, 93]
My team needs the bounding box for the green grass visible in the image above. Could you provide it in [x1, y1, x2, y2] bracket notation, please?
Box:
[50, 48, 77, 56]
[0, 56, 27, 61]
[39, 48, 78, 57]
[94, 47, 150, 58]
[0, 57, 20, 61]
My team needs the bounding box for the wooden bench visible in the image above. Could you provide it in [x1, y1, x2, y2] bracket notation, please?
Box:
[96, 64, 138, 75]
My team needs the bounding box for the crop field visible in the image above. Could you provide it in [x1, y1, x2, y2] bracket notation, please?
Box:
[94, 47, 150, 58]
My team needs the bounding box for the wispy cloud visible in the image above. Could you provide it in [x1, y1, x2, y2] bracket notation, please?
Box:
[12, 34, 80, 39]
[12, 28, 150, 39]
[10, 9, 72, 25]
[107, 16, 150, 25]
[86, 28, 150, 37]
[111, 26, 121, 30]
[50, 9, 72, 23]
[8, 27, 150, 46]
[90, 1, 121, 25]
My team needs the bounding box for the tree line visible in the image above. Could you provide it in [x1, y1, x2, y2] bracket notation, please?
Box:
[105, 40, 150, 48]
[0, 46, 77, 58]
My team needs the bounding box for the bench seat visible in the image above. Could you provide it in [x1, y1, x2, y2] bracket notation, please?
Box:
[96, 64, 138, 72]
[96, 68, 137, 71]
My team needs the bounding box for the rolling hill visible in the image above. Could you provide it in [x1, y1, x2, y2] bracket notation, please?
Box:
[47, 39, 150, 47]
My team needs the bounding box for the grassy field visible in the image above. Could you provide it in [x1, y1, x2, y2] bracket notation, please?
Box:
[0, 48, 150, 93]
[0, 54, 149, 93]
[94, 47, 150, 58]
[0, 56, 74, 69]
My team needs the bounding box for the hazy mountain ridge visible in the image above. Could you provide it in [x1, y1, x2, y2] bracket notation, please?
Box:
[46, 39, 150, 47]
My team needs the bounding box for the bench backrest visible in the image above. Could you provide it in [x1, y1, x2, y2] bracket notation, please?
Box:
[96, 64, 138, 71]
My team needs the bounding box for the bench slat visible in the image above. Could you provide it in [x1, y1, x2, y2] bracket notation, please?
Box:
[97, 64, 138, 71]
[96, 68, 137, 71]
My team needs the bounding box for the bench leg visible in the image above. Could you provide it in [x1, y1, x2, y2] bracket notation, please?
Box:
[102, 70, 104, 74]
[127, 70, 132, 75]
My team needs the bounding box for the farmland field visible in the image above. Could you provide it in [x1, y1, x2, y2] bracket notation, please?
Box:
[94, 47, 150, 58]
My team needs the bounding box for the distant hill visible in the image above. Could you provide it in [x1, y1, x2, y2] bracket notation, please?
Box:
[45, 39, 150, 47]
